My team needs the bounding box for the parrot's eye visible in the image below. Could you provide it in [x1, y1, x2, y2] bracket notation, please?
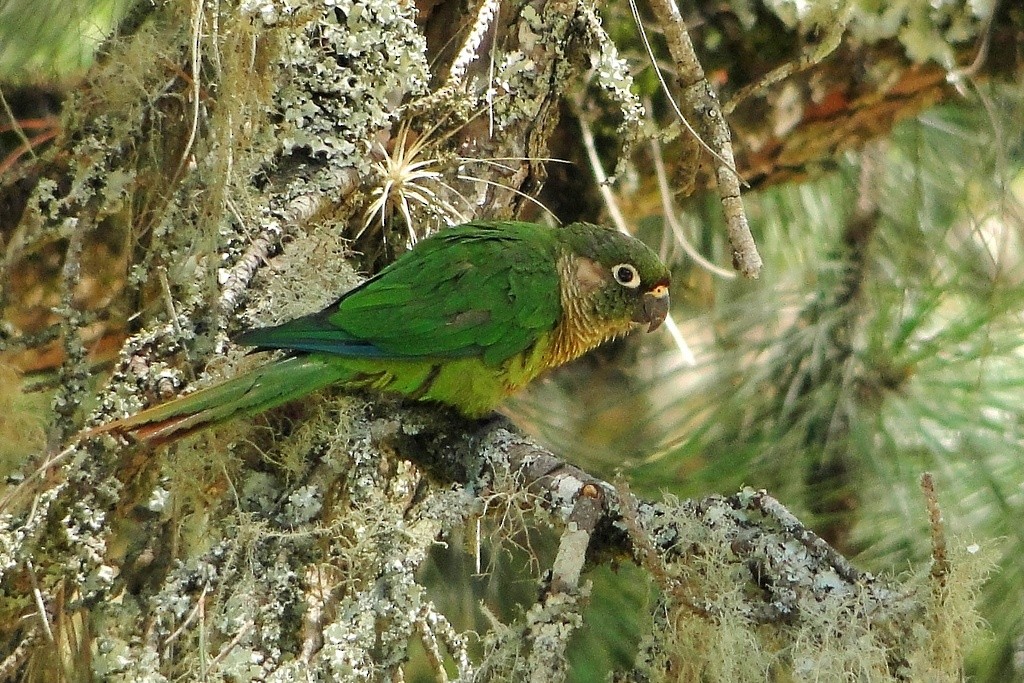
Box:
[612, 263, 640, 288]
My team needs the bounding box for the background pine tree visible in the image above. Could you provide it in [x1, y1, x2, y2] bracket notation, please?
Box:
[522, 90, 1024, 679]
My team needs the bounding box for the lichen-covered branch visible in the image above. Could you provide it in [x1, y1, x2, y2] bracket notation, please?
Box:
[355, 406, 979, 681]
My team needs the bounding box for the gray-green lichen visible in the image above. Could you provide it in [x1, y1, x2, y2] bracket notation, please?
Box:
[243, 221, 361, 328]
[753, 0, 996, 68]
[254, 0, 429, 175]
[579, 5, 645, 138]
[0, 487, 63, 579]
[489, 4, 576, 133]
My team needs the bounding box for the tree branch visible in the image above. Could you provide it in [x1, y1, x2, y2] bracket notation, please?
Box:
[643, 0, 763, 278]
[373, 406, 934, 677]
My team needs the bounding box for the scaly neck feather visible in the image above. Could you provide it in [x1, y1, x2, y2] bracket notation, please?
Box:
[542, 253, 635, 370]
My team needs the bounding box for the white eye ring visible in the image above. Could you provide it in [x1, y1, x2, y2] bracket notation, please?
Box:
[612, 263, 641, 288]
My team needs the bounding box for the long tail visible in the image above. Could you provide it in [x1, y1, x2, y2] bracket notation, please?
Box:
[86, 355, 348, 446]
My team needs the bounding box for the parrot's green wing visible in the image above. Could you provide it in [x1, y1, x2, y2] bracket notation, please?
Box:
[236, 221, 563, 367]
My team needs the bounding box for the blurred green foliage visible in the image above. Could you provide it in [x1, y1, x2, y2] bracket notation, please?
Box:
[520, 85, 1024, 680]
[0, 0, 130, 81]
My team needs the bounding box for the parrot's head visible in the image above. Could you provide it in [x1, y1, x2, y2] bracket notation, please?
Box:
[559, 222, 671, 335]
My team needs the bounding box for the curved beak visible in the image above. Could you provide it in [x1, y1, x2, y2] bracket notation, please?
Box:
[633, 284, 670, 332]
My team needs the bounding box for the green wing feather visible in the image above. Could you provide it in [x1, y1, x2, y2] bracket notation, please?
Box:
[236, 221, 563, 365]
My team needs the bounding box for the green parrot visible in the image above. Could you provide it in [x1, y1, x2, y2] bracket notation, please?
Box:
[89, 221, 670, 445]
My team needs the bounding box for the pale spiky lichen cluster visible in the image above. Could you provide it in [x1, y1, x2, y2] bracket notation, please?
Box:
[359, 122, 471, 245]
[0, 1, 444, 678]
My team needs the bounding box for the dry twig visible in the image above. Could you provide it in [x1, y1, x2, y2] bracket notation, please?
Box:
[641, 0, 763, 278]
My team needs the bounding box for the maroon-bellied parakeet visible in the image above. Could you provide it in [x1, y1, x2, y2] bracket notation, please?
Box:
[90, 221, 670, 444]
